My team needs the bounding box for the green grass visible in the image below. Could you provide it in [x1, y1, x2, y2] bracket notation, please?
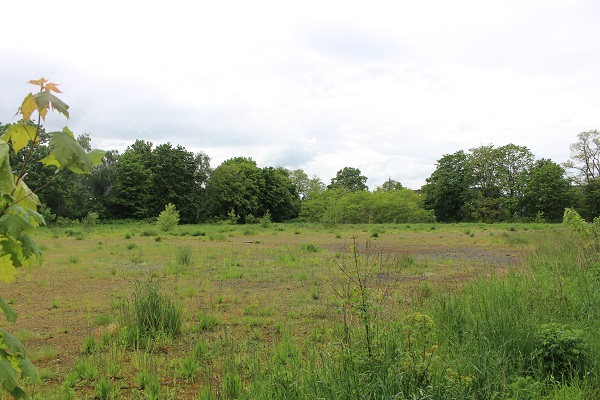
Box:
[8, 221, 600, 399]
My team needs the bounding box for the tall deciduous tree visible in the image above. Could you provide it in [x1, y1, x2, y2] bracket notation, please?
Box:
[288, 168, 326, 200]
[206, 157, 265, 223]
[496, 144, 534, 218]
[422, 150, 474, 222]
[260, 167, 301, 222]
[150, 143, 205, 223]
[328, 167, 368, 192]
[566, 130, 600, 183]
[522, 159, 573, 221]
[110, 140, 154, 219]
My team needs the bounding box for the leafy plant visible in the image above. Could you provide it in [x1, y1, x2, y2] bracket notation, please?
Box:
[0, 78, 103, 399]
[533, 323, 589, 379]
[157, 203, 180, 231]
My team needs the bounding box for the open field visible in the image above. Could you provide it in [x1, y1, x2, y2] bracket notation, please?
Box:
[1, 222, 595, 399]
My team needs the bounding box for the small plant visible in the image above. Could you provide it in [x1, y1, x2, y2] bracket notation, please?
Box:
[301, 243, 318, 253]
[197, 312, 219, 331]
[222, 371, 243, 399]
[533, 323, 589, 379]
[193, 339, 209, 361]
[177, 356, 200, 381]
[260, 210, 272, 228]
[135, 369, 153, 389]
[226, 208, 239, 225]
[176, 246, 193, 266]
[144, 375, 161, 399]
[95, 376, 116, 399]
[82, 211, 99, 228]
[157, 203, 180, 231]
[82, 336, 99, 354]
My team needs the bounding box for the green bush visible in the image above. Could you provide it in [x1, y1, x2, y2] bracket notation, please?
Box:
[533, 323, 589, 379]
[157, 203, 180, 232]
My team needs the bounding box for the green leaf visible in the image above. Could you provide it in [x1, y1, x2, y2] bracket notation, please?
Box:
[0, 143, 15, 195]
[0, 297, 17, 322]
[0, 214, 34, 241]
[21, 235, 41, 264]
[0, 329, 26, 358]
[12, 180, 41, 216]
[9, 386, 30, 400]
[1, 239, 25, 269]
[18, 357, 37, 382]
[40, 129, 95, 174]
[1, 124, 38, 153]
[0, 356, 18, 392]
[0, 254, 17, 283]
[33, 91, 69, 120]
[88, 149, 106, 166]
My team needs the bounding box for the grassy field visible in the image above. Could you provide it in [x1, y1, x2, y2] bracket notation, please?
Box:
[2, 221, 597, 399]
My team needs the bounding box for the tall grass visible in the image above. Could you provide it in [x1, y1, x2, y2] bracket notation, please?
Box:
[431, 229, 600, 399]
[119, 279, 183, 349]
[245, 229, 600, 399]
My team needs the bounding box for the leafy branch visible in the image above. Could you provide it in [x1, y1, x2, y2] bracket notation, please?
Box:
[0, 78, 104, 399]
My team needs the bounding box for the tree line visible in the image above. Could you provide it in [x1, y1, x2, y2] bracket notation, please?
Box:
[1, 122, 598, 224]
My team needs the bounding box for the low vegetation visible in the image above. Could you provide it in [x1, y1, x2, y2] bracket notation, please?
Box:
[0, 217, 597, 399]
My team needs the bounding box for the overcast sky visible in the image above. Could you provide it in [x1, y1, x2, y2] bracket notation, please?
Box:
[1, 0, 599, 189]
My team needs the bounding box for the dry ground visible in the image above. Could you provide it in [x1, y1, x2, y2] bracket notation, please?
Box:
[0, 222, 541, 398]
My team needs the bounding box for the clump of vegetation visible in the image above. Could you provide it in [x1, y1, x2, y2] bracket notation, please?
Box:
[533, 323, 589, 380]
[157, 203, 180, 232]
[260, 210, 272, 228]
[119, 279, 183, 349]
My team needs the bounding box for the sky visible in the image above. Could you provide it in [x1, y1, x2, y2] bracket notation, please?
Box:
[1, 0, 599, 189]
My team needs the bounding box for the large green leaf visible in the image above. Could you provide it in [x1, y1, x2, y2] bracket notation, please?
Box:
[1, 124, 38, 153]
[0, 143, 15, 195]
[33, 91, 69, 120]
[18, 357, 37, 383]
[1, 238, 24, 269]
[0, 297, 17, 323]
[0, 356, 17, 393]
[9, 386, 30, 400]
[0, 214, 34, 241]
[88, 149, 106, 166]
[0, 254, 17, 283]
[20, 234, 41, 264]
[0, 329, 26, 357]
[12, 180, 41, 217]
[40, 128, 97, 174]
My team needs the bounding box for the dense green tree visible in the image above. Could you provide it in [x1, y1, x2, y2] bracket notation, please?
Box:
[206, 157, 265, 223]
[522, 159, 573, 221]
[496, 144, 534, 218]
[299, 187, 433, 224]
[421, 151, 475, 222]
[376, 178, 403, 192]
[327, 167, 368, 192]
[150, 143, 205, 223]
[579, 177, 600, 220]
[110, 140, 154, 219]
[81, 150, 120, 219]
[288, 168, 326, 200]
[260, 167, 301, 222]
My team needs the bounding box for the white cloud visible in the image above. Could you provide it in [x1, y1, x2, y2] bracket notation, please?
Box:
[2, 0, 598, 189]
